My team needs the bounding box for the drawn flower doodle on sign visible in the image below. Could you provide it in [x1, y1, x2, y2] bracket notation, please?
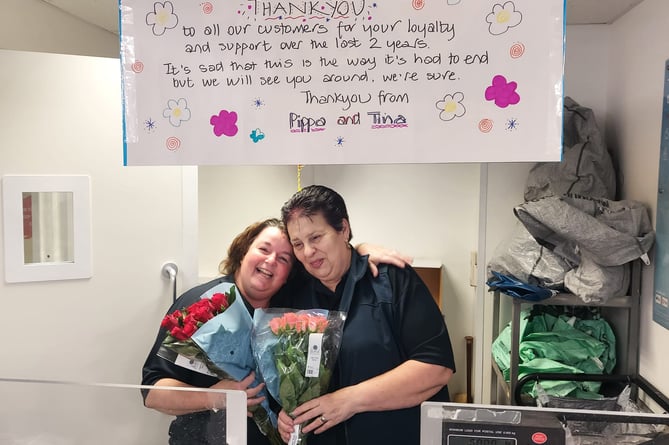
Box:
[485, 75, 520, 108]
[163, 98, 191, 127]
[250, 128, 265, 143]
[509, 42, 525, 59]
[144, 118, 157, 132]
[478, 119, 494, 133]
[485, 1, 522, 36]
[211, 110, 239, 137]
[131, 61, 144, 73]
[436, 92, 466, 122]
[506, 118, 520, 131]
[166, 136, 181, 151]
[201, 2, 214, 14]
[145, 1, 179, 36]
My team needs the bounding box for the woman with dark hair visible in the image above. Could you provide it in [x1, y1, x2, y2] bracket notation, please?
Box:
[141, 217, 411, 444]
[277, 185, 455, 445]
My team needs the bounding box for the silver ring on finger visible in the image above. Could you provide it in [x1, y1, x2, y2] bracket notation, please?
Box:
[320, 415, 327, 423]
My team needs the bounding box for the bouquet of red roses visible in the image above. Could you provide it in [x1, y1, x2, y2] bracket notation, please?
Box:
[159, 290, 231, 372]
[158, 283, 282, 445]
[252, 309, 346, 445]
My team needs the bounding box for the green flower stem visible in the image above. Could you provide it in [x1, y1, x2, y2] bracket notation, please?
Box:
[250, 405, 283, 445]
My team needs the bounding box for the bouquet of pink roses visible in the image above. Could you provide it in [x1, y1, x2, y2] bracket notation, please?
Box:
[158, 283, 282, 445]
[252, 309, 346, 445]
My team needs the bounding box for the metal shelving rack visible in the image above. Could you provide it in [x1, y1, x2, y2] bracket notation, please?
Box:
[491, 261, 641, 405]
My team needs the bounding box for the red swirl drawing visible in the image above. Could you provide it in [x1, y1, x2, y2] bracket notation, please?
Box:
[131, 61, 144, 73]
[166, 137, 181, 151]
[201, 2, 213, 14]
[478, 119, 494, 133]
[412, 0, 425, 10]
[510, 42, 525, 59]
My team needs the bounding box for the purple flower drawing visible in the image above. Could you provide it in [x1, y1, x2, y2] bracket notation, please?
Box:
[210, 110, 239, 137]
[485, 75, 520, 108]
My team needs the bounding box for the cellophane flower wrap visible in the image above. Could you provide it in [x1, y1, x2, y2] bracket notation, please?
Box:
[158, 282, 282, 445]
[252, 308, 346, 445]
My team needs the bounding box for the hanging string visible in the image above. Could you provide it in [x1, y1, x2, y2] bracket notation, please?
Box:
[297, 164, 304, 191]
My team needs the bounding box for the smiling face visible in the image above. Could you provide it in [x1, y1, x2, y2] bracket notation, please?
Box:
[286, 211, 351, 292]
[235, 226, 294, 308]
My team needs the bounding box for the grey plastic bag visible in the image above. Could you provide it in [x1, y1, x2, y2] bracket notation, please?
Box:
[487, 222, 571, 289]
[525, 96, 616, 202]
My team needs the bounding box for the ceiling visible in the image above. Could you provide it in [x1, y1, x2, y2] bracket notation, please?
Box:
[41, 0, 645, 36]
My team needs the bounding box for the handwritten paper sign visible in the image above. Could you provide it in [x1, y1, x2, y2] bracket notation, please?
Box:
[119, 0, 564, 165]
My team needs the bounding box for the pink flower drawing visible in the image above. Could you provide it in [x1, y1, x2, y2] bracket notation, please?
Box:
[485, 75, 520, 108]
[210, 110, 239, 137]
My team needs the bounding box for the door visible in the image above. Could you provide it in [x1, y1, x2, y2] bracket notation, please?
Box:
[0, 49, 197, 442]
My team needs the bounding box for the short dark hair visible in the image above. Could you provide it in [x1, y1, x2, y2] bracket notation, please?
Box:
[218, 218, 289, 276]
[280, 185, 353, 241]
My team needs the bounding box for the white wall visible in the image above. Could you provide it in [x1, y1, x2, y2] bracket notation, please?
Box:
[563, 25, 610, 136]
[198, 165, 302, 279]
[479, 162, 532, 401]
[0, 0, 119, 58]
[604, 0, 669, 398]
